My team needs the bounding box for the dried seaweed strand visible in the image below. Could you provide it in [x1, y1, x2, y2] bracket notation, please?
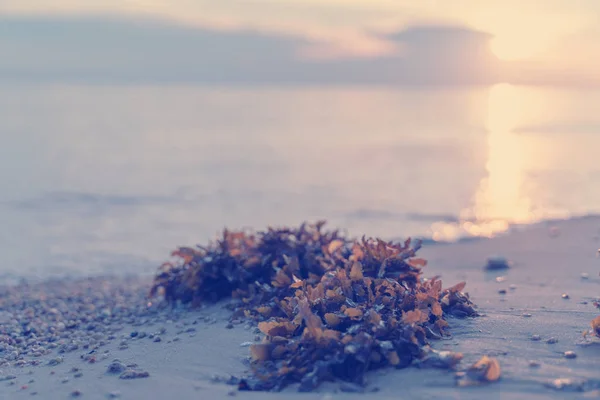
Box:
[150, 221, 478, 391]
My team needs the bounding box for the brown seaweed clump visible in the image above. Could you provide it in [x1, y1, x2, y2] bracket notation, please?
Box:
[150, 221, 477, 391]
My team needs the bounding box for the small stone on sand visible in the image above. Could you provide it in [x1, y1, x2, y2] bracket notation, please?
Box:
[485, 256, 510, 270]
[106, 361, 126, 375]
[119, 369, 150, 379]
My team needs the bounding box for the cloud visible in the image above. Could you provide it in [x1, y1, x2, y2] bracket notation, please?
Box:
[0, 15, 312, 83]
[382, 25, 500, 84]
[0, 15, 505, 85]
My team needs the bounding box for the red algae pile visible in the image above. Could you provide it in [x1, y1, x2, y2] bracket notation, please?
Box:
[150, 221, 478, 391]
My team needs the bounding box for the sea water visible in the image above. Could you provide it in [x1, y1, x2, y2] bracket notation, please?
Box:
[1, 83, 599, 278]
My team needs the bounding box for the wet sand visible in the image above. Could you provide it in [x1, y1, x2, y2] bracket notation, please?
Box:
[1, 217, 599, 399]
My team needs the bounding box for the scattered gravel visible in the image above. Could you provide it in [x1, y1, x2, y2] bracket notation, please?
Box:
[0, 275, 193, 399]
[0, 277, 160, 369]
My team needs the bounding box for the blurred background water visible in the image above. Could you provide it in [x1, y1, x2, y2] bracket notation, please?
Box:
[1, 83, 599, 279]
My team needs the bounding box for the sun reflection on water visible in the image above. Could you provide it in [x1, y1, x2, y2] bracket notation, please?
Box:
[432, 83, 537, 241]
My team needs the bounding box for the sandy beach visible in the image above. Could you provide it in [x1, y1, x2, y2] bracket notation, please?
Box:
[4, 2, 600, 398]
[1, 216, 599, 400]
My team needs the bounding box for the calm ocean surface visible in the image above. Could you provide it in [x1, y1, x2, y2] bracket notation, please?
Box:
[1, 84, 599, 279]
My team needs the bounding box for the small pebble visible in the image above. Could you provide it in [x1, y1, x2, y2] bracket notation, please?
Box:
[544, 378, 585, 391]
[530, 335, 541, 341]
[153, 336, 162, 343]
[564, 351, 577, 359]
[498, 289, 507, 295]
[528, 360, 540, 367]
[485, 256, 510, 270]
[546, 337, 558, 344]
[561, 293, 570, 299]
[225, 323, 234, 329]
[106, 361, 127, 375]
[71, 390, 82, 397]
[509, 284, 517, 290]
[106, 391, 121, 399]
[119, 369, 150, 380]
[581, 273, 589, 280]
[495, 276, 506, 283]
[522, 313, 532, 318]
[47, 357, 63, 366]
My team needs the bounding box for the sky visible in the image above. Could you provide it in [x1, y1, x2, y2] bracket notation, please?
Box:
[1, 0, 599, 85]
